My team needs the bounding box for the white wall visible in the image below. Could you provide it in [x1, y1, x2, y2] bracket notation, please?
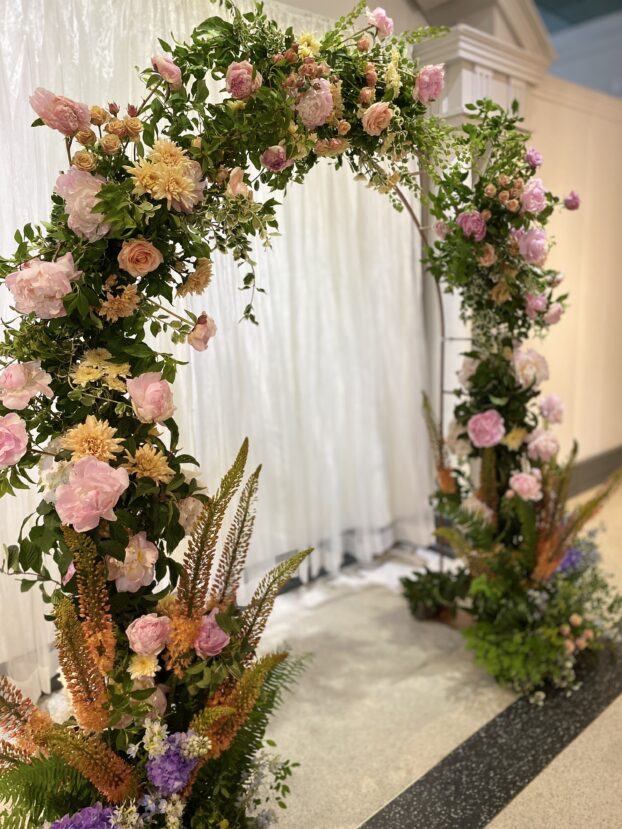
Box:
[530, 74, 622, 460]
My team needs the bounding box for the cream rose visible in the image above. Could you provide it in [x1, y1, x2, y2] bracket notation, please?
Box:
[118, 240, 164, 278]
[361, 101, 393, 136]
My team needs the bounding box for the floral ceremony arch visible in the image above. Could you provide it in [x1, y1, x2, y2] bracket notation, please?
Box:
[0, 2, 449, 826]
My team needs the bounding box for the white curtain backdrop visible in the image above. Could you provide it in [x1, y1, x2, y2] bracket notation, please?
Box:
[0, 0, 433, 696]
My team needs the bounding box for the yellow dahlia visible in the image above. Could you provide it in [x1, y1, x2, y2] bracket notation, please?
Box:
[128, 653, 158, 680]
[177, 258, 213, 297]
[124, 445, 175, 484]
[502, 427, 528, 451]
[71, 365, 105, 385]
[150, 138, 188, 167]
[61, 416, 124, 461]
[98, 284, 140, 323]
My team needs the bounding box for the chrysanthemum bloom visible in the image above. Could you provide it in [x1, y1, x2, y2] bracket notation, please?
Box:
[0, 361, 53, 410]
[502, 427, 528, 451]
[60, 415, 124, 462]
[128, 653, 159, 679]
[177, 258, 213, 296]
[98, 284, 140, 323]
[124, 444, 175, 484]
[30, 87, 90, 136]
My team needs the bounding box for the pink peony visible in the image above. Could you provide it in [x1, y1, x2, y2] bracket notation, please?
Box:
[564, 191, 580, 210]
[30, 87, 90, 136]
[413, 64, 445, 104]
[527, 428, 559, 462]
[467, 410, 505, 448]
[457, 356, 479, 386]
[512, 347, 549, 388]
[434, 220, 448, 239]
[367, 7, 394, 39]
[540, 394, 564, 424]
[126, 613, 171, 655]
[520, 177, 547, 214]
[188, 313, 217, 352]
[524, 292, 548, 320]
[127, 372, 175, 423]
[194, 610, 230, 659]
[178, 495, 203, 533]
[525, 148, 542, 168]
[456, 211, 486, 242]
[544, 302, 563, 325]
[296, 78, 334, 129]
[225, 61, 263, 100]
[361, 101, 393, 136]
[151, 54, 182, 90]
[55, 456, 129, 532]
[54, 169, 111, 242]
[0, 361, 53, 410]
[509, 469, 542, 501]
[0, 413, 28, 468]
[226, 167, 253, 199]
[260, 145, 293, 172]
[6, 253, 82, 319]
[107, 532, 158, 593]
[517, 227, 548, 266]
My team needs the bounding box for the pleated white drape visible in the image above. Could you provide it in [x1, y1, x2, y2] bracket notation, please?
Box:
[0, 0, 433, 696]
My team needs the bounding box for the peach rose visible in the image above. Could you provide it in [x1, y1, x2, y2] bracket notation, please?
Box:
[0, 413, 28, 468]
[361, 101, 393, 136]
[226, 167, 252, 199]
[127, 372, 175, 423]
[187, 313, 217, 352]
[118, 240, 163, 278]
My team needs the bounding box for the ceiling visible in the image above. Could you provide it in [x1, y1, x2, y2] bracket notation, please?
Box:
[535, 0, 622, 32]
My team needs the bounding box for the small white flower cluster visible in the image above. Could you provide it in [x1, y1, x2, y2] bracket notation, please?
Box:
[180, 731, 212, 759]
[142, 719, 169, 757]
[111, 803, 144, 829]
[163, 795, 185, 829]
[237, 751, 286, 828]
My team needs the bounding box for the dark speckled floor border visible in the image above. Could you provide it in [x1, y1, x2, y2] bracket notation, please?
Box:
[360, 643, 622, 829]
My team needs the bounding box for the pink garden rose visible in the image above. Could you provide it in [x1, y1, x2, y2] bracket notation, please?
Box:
[516, 227, 548, 265]
[126, 613, 171, 655]
[54, 169, 111, 242]
[178, 495, 203, 533]
[367, 7, 394, 39]
[56, 456, 129, 532]
[564, 190, 580, 210]
[525, 148, 542, 168]
[434, 220, 448, 239]
[187, 313, 217, 352]
[456, 211, 486, 242]
[30, 87, 90, 136]
[296, 78, 334, 129]
[0, 413, 28, 468]
[107, 532, 158, 593]
[226, 167, 253, 199]
[520, 178, 546, 214]
[151, 54, 182, 90]
[127, 372, 175, 423]
[194, 610, 230, 659]
[457, 355, 479, 386]
[0, 361, 53, 410]
[467, 410, 505, 448]
[117, 239, 163, 278]
[512, 347, 549, 388]
[225, 61, 263, 100]
[509, 469, 542, 501]
[527, 428, 559, 462]
[413, 64, 445, 104]
[6, 253, 82, 319]
[544, 302, 563, 325]
[361, 101, 393, 136]
[524, 292, 548, 320]
[260, 145, 293, 172]
[540, 394, 564, 424]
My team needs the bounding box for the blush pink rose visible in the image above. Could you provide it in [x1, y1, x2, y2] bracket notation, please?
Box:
[540, 394, 564, 424]
[467, 410, 505, 448]
[456, 211, 486, 242]
[520, 178, 547, 214]
[30, 87, 90, 136]
[225, 61, 263, 100]
[0, 361, 53, 410]
[188, 313, 217, 352]
[151, 54, 182, 90]
[509, 469, 542, 501]
[434, 220, 448, 239]
[260, 145, 293, 172]
[361, 101, 393, 136]
[126, 613, 171, 655]
[296, 79, 334, 129]
[524, 292, 548, 320]
[0, 413, 28, 468]
[193, 610, 230, 659]
[527, 428, 559, 462]
[55, 456, 129, 532]
[226, 167, 253, 199]
[178, 495, 203, 533]
[107, 531, 158, 593]
[517, 227, 548, 266]
[413, 64, 445, 104]
[525, 148, 542, 168]
[6, 253, 82, 319]
[512, 347, 549, 388]
[54, 169, 111, 242]
[367, 7, 394, 39]
[457, 356, 479, 386]
[477, 243, 497, 267]
[127, 372, 175, 423]
[544, 302, 563, 325]
[117, 239, 163, 278]
[564, 191, 580, 210]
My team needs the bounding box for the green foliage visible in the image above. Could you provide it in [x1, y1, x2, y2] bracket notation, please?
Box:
[401, 567, 471, 620]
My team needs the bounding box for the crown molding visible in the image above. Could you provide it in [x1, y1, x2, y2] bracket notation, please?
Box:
[533, 75, 622, 126]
